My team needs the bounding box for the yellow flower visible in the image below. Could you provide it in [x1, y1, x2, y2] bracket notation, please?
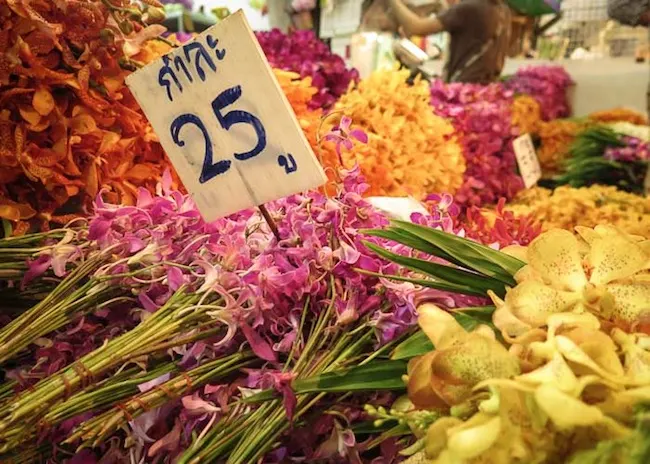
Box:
[408, 305, 520, 410]
[506, 185, 650, 239]
[490, 227, 650, 337]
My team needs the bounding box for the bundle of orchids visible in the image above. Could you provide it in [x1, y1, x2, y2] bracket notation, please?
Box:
[364, 223, 650, 464]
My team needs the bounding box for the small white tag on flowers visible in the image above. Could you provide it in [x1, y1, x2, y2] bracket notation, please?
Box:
[126, 10, 326, 222]
[513, 133, 542, 189]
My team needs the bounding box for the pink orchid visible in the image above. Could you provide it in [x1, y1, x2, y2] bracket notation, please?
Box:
[324, 116, 369, 163]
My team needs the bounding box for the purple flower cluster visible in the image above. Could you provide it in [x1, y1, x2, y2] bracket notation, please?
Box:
[604, 136, 650, 162]
[505, 66, 573, 120]
[16, 166, 477, 460]
[256, 29, 359, 110]
[430, 80, 525, 208]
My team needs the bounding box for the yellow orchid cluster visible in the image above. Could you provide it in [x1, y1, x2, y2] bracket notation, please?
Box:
[506, 185, 650, 239]
[401, 226, 650, 463]
[332, 68, 466, 198]
[511, 95, 542, 136]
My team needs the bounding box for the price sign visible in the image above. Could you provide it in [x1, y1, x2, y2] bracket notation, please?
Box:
[126, 11, 326, 222]
[513, 133, 542, 189]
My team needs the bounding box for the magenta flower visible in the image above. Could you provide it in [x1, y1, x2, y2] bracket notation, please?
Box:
[324, 116, 368, 163]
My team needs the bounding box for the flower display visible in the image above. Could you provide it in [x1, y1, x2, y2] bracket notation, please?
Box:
[367, 225, 650, 464]
[505, 65, 573, 120]
[0, 166, 487, 462]
[589, 108, 648, 126]
[557, 126, 649, 194]
[505, 185, 650, 239]
[511, 94, 542, 135]
[333, 69, 466, 198]
[535, 119, 591, 174]
[255, 29, 359, 110]
[430, 80, 524, 208]
[0, 0, 178, 234]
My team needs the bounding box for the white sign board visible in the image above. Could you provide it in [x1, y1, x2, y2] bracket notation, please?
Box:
[126, 10, 326, 222]
[513, 134, 542, 189]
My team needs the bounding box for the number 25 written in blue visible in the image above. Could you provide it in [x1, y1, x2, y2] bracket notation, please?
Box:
[169, 85, 267, 184]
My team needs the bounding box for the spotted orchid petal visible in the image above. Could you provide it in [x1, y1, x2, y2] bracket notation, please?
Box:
[500, 280, 581, 329]
[587, 234, 650, 286]
[527, 229, 588, 292]
[407, 352, 447, 410]
[602, 282, 650, 331]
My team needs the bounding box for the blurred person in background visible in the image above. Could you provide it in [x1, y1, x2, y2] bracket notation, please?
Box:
[384, 0, 512, 83]
[607, 0, 650, 115]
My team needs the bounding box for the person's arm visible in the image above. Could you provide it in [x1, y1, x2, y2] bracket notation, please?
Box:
[387, 0, 445, 36]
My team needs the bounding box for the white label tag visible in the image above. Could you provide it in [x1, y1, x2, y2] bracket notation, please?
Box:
[513, 133, 542, 189]
[126, 10, 326, 222]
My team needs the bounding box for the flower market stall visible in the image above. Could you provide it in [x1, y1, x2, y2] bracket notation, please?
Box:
[0, 3, 649, 463]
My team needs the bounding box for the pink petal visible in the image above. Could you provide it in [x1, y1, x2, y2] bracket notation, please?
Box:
[167, 267, 184, 291]
[181, 394, 220, 414]
[341, 139, 354, 152]
[339, 116, 352, 132]
[439, 193, 453, 209]
[241, 322, 277, 362]
[349, 129, 368, 144]
[138, 373, 172, 393]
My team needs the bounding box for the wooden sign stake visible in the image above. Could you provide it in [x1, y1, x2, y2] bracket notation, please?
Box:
[258, 204, 281, 241]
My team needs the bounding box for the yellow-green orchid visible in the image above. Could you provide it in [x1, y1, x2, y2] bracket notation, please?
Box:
[407, 304, 520, 411]
[489, 227, 650, 339]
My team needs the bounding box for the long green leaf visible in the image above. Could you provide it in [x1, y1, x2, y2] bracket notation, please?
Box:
[364, 242, 508, 297]
[244, 360, 408, 403]
[390, 221, 524, 283]
[355, 269, 486, 296]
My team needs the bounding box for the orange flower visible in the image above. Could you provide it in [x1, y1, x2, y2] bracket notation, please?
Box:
[511, 95, 542, 135]
[589, 108, 648, 126]
[328, 68, 466, 198]
[0, 0, 179, 234]
[536, 119, 592, 174]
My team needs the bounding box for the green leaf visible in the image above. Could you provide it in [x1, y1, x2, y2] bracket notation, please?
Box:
[363, 242, 508, 298]
[355, 269, 486, 296]
[389, 221, 524, 284]
[244, 361, 407, 404]
[391, 307, 496, 360]
[1, 220, 12, 239]
[391, 330, 432, 360]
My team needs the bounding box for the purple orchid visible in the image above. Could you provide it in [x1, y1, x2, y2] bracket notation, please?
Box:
[324, 116, 369, 163]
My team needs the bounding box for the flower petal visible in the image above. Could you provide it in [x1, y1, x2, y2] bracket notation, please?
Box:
[588, 234, 650, 285]
[349, 129, 368, 144]
[527, 229, 587, 291]
[603, 282, 650, 331]
[534, 384, 604, 429]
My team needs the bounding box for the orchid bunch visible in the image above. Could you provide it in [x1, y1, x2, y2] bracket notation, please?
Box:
[0, 0, 179, 235]
[505, 65, 573, 121]
[557, 125, 649, 194]
[334, 69, 466, 198]
[430, 80, 524, 208]
[255, 29, 359, 110]
[506, 185, 650, 239]
[364, 224, 650, 464]
[0, 165, 484, 462]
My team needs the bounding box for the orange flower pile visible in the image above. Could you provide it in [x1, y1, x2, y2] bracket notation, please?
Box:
[0, 0, 178, 234]
[331, 68, 466, 198]
[589, 107, 648, 126]
[511, 94, 542, 135]
[535, 118, 591, 174]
